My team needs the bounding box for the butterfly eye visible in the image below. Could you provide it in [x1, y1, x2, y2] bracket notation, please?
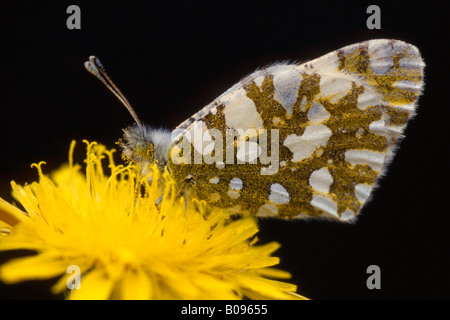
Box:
[135, 141, 153, 158]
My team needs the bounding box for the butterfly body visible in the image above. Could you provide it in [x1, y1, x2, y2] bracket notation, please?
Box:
[107, 39, 424, 222]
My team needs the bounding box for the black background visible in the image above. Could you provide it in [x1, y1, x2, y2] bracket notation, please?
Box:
[0, 0, 449, 300]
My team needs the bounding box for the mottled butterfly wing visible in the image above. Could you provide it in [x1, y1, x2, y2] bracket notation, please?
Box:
[168, 39, 424, 221]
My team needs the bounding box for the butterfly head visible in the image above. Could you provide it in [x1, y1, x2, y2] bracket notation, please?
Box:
[120, 124, 172, 174]
[83, 56, 174, 175]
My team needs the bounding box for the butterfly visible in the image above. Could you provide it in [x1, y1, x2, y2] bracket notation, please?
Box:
[85, 39, 424, 222]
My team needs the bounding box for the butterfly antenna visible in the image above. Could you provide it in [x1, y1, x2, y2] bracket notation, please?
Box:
[84, 56, 144, 133]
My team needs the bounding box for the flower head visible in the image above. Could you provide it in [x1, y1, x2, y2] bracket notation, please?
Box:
[0, 141, 305, 299]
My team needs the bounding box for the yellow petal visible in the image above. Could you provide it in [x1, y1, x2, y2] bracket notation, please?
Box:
[119, 268, 152, 300]
[234, 272, 301, 300]
[0, 253, 69, 284]
[68, 269, 115, 300]
[50, 261, 92, 294]
[0, 198, 27, 227]
[257, 267, 292, 279]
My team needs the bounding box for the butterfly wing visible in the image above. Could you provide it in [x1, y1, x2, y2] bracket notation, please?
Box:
[168, 39, 424, 221]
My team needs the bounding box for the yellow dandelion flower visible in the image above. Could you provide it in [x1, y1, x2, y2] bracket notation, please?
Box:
[0, 141, 306, 300]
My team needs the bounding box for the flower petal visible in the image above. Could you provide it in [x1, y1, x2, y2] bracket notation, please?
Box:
[0, 253, 69, 284]
[234, 272, 303, 300]
[0, 198, 27, 227]
[118, 268, 152, 300]
[68, 269, 115, 300]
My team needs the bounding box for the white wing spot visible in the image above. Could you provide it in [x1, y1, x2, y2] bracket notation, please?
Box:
[356, 87, 384, 110]
[355, 183, 373, 203]
[253, 75, 265, 87]
[271, 65, 302, 115]
[368, 40, 394, 75]
[293, 213, 310, 219]
[302, 51, 339, 76]
[209, 177, 219, 184]
[229, 178, 243, 190]
[341, 209, 355, 221]
[223, 89, 263, 130]
[216, 161, 225, 169]
[227, 190, 240, 199]
[283, 124, 332, 162]
[369, 119, 385, 136]
[319, 75, 353, 103]
[356, 128, 364, 138]
[345, 149, 384, 171]
[307, 102, 330, 123]
[311, 195, 338, 217]
[210, 193, 221, 202]
[309, 167, 334, 193]
[269, 183, 290, 204]
[257, 204, 278, 217]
